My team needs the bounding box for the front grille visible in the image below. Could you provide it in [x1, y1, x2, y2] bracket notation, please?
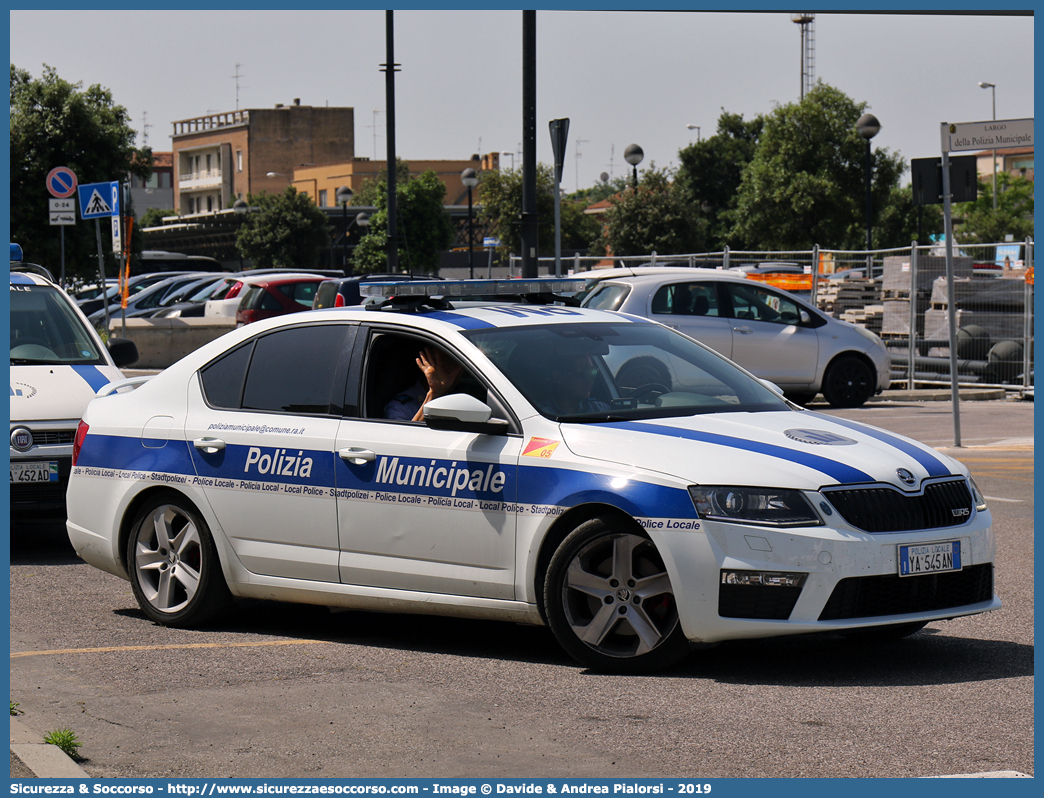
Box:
[719, 584, 804, 620]
[824, 479, 973, 533]
[24, 430, 76, 446]
[818, 563, 993, 620]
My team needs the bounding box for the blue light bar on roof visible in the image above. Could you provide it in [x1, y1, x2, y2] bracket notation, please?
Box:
[10, 243, 24, 262]
[359, 277, 587, 298]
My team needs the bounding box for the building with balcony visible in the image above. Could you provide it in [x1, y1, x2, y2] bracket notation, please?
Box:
[171, 101, 355, 215]
[975, 146, 1034, 182]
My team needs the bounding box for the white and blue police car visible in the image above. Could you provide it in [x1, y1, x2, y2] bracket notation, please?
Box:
[10, 244, 138, 519]
[66, 278, 997, 673]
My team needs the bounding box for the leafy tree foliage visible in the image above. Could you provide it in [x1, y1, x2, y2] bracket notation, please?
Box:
[352, 159, 413, 207]
[11, 63, 151, 281]
[567, 174, 631, 206]
[954, 173, 1034, 244]
[676, 112, 764, 251]
[594, 165, 704, 257]
[236, 187, 330, 270]
[479, 163, 598, 262]
[352, 170, 455, 274]
[727, 83, 905, 251]
[139, 208, 177, 229]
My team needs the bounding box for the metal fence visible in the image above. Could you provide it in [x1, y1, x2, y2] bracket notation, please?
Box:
[508, 239, 1034, 394]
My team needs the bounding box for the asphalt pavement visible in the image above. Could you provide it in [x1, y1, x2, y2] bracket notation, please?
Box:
[10, 388, 1033, 779]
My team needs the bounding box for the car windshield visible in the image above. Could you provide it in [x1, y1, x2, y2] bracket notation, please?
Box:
[463, 319, 789, 421]
[10, 284, 105, 365]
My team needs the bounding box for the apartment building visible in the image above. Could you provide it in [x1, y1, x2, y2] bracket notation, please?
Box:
[170, 101, 355, 215]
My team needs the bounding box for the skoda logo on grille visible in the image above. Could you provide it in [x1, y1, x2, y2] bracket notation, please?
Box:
[896, 468, 917, 486]
[784, 428, 858, 446]
[11, 427, 34, 452]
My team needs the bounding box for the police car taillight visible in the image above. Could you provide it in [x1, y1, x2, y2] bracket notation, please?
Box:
[72, 420, 89, 466]
[334, 293, 345, 307]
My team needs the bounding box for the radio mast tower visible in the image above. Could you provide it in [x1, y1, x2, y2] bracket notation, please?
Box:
[791, 13, 815, 100]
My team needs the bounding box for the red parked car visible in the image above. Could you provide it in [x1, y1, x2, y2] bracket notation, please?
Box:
[234, 274, 326, 326]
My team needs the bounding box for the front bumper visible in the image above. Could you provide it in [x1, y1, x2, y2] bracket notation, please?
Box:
[656, 505, 998, 643]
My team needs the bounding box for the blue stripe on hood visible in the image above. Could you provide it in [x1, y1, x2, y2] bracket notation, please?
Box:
[71, 365, 112, 393]
[603, 421, 874, 485]
[807, 412, 952, 477]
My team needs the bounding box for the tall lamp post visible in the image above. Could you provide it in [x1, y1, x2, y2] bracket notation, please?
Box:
[685, 124, 701, 142]
[461, 168, 478, 278]
[979, 81, 997, 210]
[335, 186, 353, 273]
[624, 144, 644, 191]
[856, 113, 881, 256]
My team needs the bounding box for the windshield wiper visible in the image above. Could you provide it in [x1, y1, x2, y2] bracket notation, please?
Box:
[10, 358, 58, 366]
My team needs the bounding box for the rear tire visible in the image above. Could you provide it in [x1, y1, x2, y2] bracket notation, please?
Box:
[822, 355, 874, 408]
[126, 491, 232, 628]
[544, 516, 690, 674]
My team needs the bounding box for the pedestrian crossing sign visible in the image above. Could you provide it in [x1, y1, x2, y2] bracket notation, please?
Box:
[78, 181, 118, 219]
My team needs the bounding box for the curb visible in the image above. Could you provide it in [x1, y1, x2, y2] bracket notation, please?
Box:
[10, 717, 90, 778]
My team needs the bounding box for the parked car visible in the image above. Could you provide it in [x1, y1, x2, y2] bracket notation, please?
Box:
[204, 270, 342, 318]
[87, 272, 217, 328]
[234, 273, 326, 326]
[580, 269, 890, 407]
[66, 277, 996, 674]
[150, 275, 235, 319]
[77, 272, 197, 317]
[10, 243, 137, 519]
[313, 273, 435, 308]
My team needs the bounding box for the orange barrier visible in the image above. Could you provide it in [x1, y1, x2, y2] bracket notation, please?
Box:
[743, 272, 815, 292]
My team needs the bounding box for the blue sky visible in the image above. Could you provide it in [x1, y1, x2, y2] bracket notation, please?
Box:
[10, 9, 1033, 192]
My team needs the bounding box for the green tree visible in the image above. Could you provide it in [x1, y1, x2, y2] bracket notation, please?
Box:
[352, 159, 413, 207]
[352, 170, 456, 274]
[478, 164, 556, 261]
[874, 184, 944, 249]
[727, 83, 906, 251]
[566, 174, 631, 206]
[676, 111, 764, 251]
[236, 187, 330, 269]
[954, 173, 1034, 244]
[595, 165, 704, 257]
[11, 63, 151, 281]
[139, 208, 177, 229]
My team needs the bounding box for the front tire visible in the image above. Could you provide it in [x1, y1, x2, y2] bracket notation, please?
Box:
[822, 355, 875, 408]
[544, 516, 690, 674]
[126, 491, 231, 627]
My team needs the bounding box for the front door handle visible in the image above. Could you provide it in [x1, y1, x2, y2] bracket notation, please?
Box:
[193, 437, 226, 454]
[339, 447, 376, 466]
[733, 326, 754, 334]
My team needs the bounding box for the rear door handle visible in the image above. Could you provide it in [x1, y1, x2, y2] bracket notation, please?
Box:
[339, 447, 376, 465]
[193, 437, 225, 454]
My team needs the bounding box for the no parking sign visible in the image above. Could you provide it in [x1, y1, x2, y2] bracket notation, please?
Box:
[46, 166, 78, 198]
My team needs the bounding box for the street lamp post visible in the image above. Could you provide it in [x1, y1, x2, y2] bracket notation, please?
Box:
[500, 151, 515, 170]
[686, 124, 701, 142]
[624, 144, 644, 191]
[461, 168, 479, 279]
[856, 113, 881, 256]
[335, 186, 353, 273]
[979, 81, 997, 210]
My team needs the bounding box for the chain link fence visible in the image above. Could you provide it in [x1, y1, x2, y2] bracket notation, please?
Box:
[506, 239, 1034, 393]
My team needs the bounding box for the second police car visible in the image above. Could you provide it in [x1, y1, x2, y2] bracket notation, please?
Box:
[66, 279, 998, 673]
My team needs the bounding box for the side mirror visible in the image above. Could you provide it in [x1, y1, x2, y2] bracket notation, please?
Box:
[107, 337, 139, 368]
[799, 310, 811, 325]
[423, 394, 510, 434]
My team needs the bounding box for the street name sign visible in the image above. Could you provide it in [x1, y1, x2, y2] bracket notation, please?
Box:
[941, 118, 1033, 153]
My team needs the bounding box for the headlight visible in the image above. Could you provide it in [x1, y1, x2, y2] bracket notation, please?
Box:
[969, 477, 988, 511]
[688, 486, 822, 527]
